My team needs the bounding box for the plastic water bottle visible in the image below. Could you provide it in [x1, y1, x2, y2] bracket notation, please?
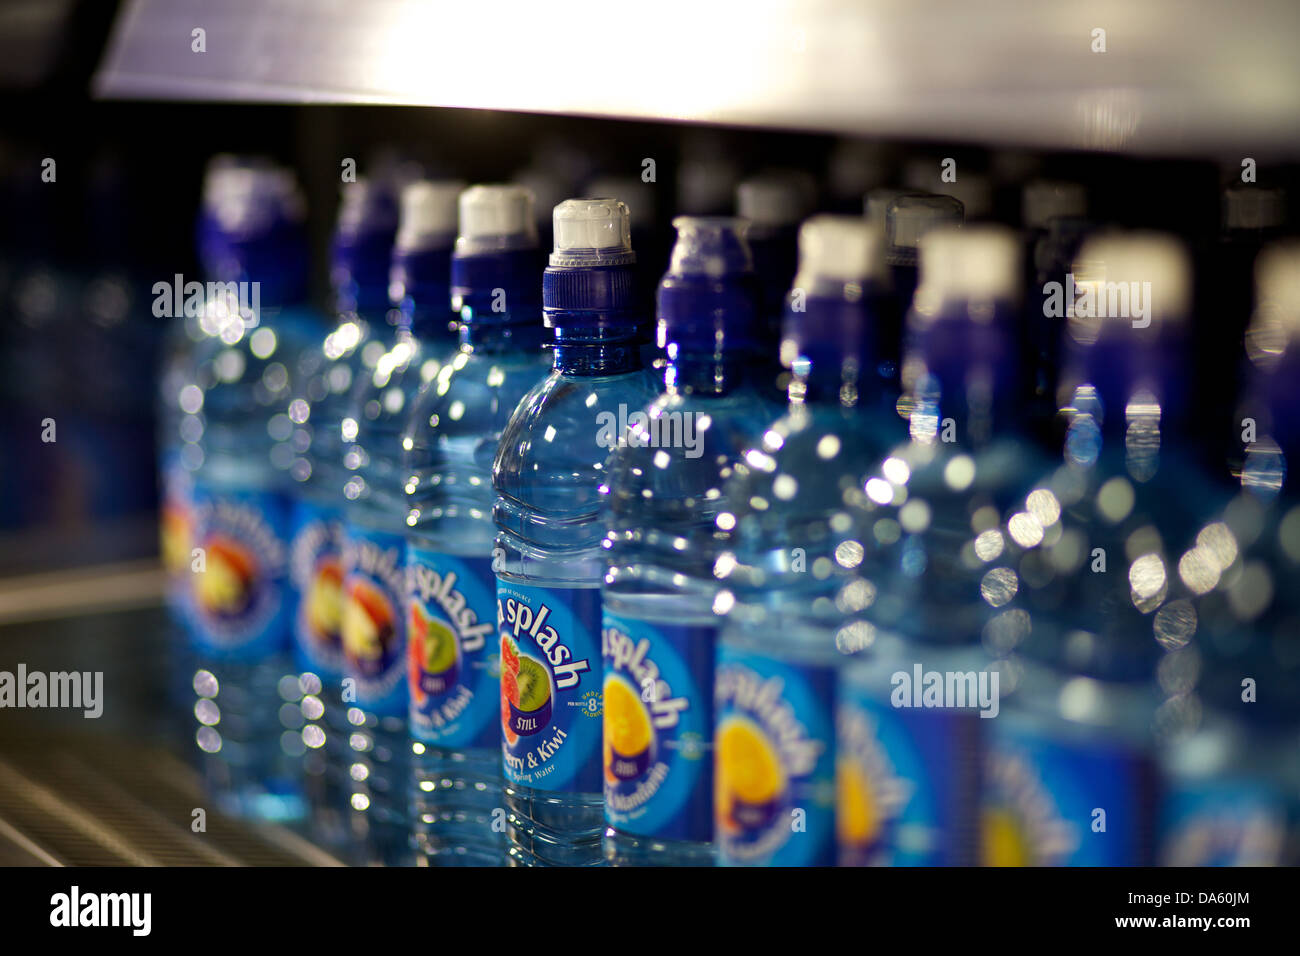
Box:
[159, 156, 250, 735]
[1205, 184, 1288, 477]
[601, 216, 779, 866]
[713, 216, 901, 866]
[839, 225, 1047, 865]
[883, 195, 964, 407]
[1019, 181, 1088, 449]
[404, 184, 552, 866]
[493, 198, 659, 866]
[337, 179, 464, 865]
[982, 232, 1223, 866]
[1157, 241, 1300, 865]
[736, 172, 815, 341]
[288, 176, 398, 853]
[186, 165, 323, 822]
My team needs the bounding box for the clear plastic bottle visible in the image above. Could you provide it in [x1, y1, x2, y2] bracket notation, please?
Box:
[882, 194, 964, 410]
[404, 184, 551, 866]
[159, 155, 250, 738]
[337, 179, 465, 865]
[1157, 241, 1300, 866]
[736, 172, 815, 343]
[186, 165, 324, 822]
[288, 176, 398, 855]
[839, 226, 1049, 865]
[714, 216, 902, 866]
[602, 217, 781, 866]
[493, 198, 659, 866]
[1019, 180, 1088, 450]
[982, 232, 1226, 865]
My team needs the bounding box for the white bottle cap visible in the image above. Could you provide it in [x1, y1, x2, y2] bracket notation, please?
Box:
[864, 188, 915, 229]
[456, 184, 537, 255]
[396, 180, 465, 252]
[214, 166, 301, 233]
[904, 159, 992, 219]
[1253, 241, 1300, 340]
[1073, 231, 1192, 324]
[336, 176, 381, 234]
[586, 176, 655, 229]
[1022, 180, 1087, 230]
[736, 171, 815, 230]
[887, 194, 965, 257]
[794, 215, 882, 286]
[1223, 185, 1286, 230]
[550, 198, 634, 267]
[918, 225, 1020, 304]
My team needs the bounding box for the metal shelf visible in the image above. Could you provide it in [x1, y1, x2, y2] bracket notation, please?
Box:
[94, 0, 1300, 158]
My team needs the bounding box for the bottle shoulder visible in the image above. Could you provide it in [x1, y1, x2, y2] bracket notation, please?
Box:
[404, 348, 553, 444]
[494, 368, 662, 475]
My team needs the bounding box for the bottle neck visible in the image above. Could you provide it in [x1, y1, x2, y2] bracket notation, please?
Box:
[460, 321, 546, 354]
[749, 226, 799, 343]
[664, 351, 762, 395]
[544, 263, 644, 377]
[1067, 331, 1192, 440]
[551, 329, 643, 376]
[909, 303, 1021, 446]
[1242, 347, 1300, 502]
[332, 226, 395, 314]
[392, 246, 456, 342]
[784, 288, 882, 408]
[214, 234, 312, 311]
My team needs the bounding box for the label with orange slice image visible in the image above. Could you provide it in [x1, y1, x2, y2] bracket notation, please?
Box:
[497, 581, 602, 793]
[341, 525, 408, 715]
[407, 548, 499, 748]
[602, 613, 714, 841]
[289, 499, 345, 679]
[982, 717, 1155, 866]
[188, 483, 291, 659]
[159, 454, 195, 616]
[715, 648, 836, 866]
[836, 676, 982, 866]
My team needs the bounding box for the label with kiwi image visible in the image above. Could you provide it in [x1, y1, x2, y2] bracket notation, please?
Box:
[497, 581, 603, 793]
[407, 547, 499, 747]
[188, 483, 291, 659]
[715, 648, 836, 866]
[602, 613, 715, 841]
[341, 525, 408, 716]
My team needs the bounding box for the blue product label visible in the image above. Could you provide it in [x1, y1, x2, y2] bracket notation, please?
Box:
[983, 720, 1156, 866]
[602, 612, 714, 842]
[837, 680, 981, 866]
[407, 547, 499, 747]
[341, 525, 408, 716]
[289, 499, 345, 680]
[715, 646, 836, 866]
[1158, 778, 1287, 866]
[497, 580, 603, 794]
[188, 483, 292, 659]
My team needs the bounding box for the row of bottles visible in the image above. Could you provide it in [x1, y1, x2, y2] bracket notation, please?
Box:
[158, 152, 1299, 866]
